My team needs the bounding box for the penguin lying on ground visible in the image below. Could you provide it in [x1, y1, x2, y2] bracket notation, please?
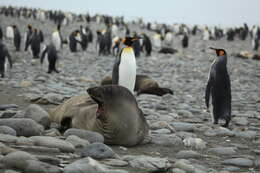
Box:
[205, 47, 231, 128]
[41, 44, 60, 73]
[101, 75, 173, 96]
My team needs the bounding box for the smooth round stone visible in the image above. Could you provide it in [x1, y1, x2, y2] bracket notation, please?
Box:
[208, 147, 237, 155]
[152, 128, 171, 134]
[176, 150, 201, 159]
[222, 158, 253, 167]
[64, 128, 104, 143]
[0, 126, 16, 136]
[81, 143, 118, 159]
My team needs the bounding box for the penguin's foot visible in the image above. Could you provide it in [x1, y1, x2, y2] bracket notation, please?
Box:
[55, 70, 60, 73]
[47, 71, 52, 74]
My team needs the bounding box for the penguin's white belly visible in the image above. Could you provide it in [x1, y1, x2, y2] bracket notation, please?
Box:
[52, 32, 61, 51]
[118, 50, 136, 93]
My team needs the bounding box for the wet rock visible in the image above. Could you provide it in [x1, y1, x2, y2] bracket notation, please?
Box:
[64, 157, 128, 173]
[0, 118, 44, 137]
[81, 143, 118, 159]
[0, 126, 16, 136]
[64, 128, 104, 143]
[24, 104, 50, 129]
[176, 150, 201, 159]
[30, 136, 75, 153]
[66, 135, 90, 148]
[151, 134, 183, 146]
[123, 155, 171, 172]
[208, 147, 237, 155]
[222, 158, 253, 167]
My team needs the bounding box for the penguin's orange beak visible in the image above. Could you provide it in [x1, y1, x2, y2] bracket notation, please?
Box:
[209, 47, 217, 50]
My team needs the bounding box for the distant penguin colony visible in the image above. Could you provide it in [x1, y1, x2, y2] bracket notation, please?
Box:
[205, 47, 231, 127]
[112, 37, 137, 93]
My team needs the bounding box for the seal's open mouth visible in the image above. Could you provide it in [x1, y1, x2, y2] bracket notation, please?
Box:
[89, 95, 104, 117]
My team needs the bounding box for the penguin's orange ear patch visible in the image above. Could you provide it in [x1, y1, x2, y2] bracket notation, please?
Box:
[218, 50, 225, 56]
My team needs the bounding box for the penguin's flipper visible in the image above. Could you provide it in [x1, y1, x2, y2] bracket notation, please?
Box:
[205, 77, 212, 109]
[111, 49, 122, 84]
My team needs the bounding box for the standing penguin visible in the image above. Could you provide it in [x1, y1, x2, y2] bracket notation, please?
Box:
[79, 25, 88, 51]
[69, 30, 81, 52]
[0, 41, 12, 78]
[12, 25, 21, 51]
[141, 33, 152, 56]
[182, 33, 189, 48]
[41, 44, 60, 73]
[24, 24, 33, 51]
[26, 28, 42, 58]
[205, 47, 231, 127]
[0, 26, 3, 40]
[112, 37, 137, 93]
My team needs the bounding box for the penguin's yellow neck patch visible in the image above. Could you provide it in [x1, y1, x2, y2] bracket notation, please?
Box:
[123, 47, 133, 53]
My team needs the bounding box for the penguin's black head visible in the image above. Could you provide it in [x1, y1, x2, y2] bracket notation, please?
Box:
[210, 47, 226, 56]
[123, 36, 139, 46]
[28, 24, 32, 30]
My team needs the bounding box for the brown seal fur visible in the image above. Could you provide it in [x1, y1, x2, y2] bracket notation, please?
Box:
[101, 75, 173, 96]
[49, 85, 149, 147]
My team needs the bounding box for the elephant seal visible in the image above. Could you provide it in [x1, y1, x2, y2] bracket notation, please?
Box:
[49, 85, 149, 147]
[101, 75, 173, 96]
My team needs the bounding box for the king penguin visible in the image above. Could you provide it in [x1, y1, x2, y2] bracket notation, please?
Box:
[112, 37, 137, 93]
[205, 47, 231, 128]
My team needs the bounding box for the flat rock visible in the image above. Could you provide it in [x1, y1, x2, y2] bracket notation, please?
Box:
[204, 127, 235, 137]
[208, 147, 237, 155]
[102, 159, 128, 167]
[222, 158, 253, 167]
[30, 136, 75, 153]
[0, 126, 16, 136]
[64, 128, 104, 143]
[63, 157, 128, 173]
[81, 143, 118, 159]
[176, 150, 201, 159]
[0, 118, 44, 137]
[24, 104, 51, 129]
[151, 134, 183, 146]
[123, 155, 171, 172]
[233, 117, 249, 126]
[0, 134, 18, 143]
[234, 130, 256, 139]
[66, 135, 90, 148]
[171, 122, 196, 132]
